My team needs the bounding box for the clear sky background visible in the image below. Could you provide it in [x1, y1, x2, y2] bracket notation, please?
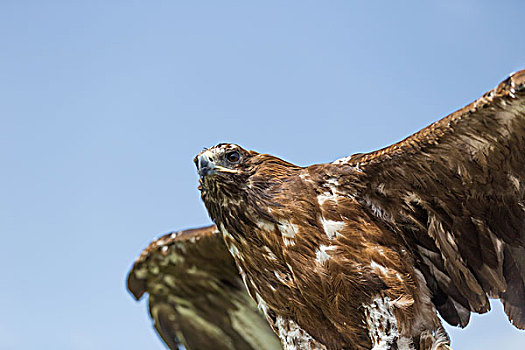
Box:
[1, 1, 524, 349]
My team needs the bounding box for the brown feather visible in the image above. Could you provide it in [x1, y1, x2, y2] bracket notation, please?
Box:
[127, 225, 281, 350]
[345, 70, 525, 328]
[192, 70, 525, 349]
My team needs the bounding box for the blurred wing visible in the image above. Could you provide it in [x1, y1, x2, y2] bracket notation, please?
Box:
[343, 70, 525, 328]
[127, 225, 281, 350]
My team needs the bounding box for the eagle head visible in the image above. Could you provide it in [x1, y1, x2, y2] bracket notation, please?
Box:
[194, 143, 251, 179]
[194, 143, 257, 213]
[194, 143, 299, 227]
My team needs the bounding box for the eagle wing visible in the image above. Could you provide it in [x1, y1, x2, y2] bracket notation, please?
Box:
[127, 225, 281, 350]
[343, 70, 525, 329]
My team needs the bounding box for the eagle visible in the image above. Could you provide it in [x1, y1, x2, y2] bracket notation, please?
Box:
[128, 70, 525, 350]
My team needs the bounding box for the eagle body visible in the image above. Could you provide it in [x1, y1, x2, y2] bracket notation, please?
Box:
[198, 151, 448, 350]
[129, 70, 525, 350]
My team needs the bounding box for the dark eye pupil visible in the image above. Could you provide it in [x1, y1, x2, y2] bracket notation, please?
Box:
[226, 151, 240, 163]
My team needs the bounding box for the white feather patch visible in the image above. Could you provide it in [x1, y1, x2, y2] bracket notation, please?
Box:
[278, 221, 299, 247]
[370, 260, 389, 276]
[275, 315, 327, 350]
[320, 217, 345, 239]
[315, 245, 336, 264]
[263, 246, 278, 261]
[258, 220, 276, 232]
[255, 292, 269, 317]
[317, 193, 338, 206]
[363, 296, 399, 349]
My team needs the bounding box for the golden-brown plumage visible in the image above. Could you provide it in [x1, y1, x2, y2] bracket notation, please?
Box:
[129, 70, 525, 349]
[343, 70, 525, 329]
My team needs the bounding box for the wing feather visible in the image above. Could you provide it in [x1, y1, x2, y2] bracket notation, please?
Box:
[345, 70, 525, 328]
[127, 225, 281, 350]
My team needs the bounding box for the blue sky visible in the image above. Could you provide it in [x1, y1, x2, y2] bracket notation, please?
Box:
[1, 1, 524, 349]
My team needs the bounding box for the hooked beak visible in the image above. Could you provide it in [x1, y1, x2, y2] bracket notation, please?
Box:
[195, 150, 237, 179]
[196, 151, 215, 178]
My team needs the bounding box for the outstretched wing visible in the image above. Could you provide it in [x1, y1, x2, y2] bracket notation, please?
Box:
[342, 70, 525, 329]
[127, 225, 281, 350]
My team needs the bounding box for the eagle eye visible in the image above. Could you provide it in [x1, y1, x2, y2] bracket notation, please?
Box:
[225, 151, 240, 164]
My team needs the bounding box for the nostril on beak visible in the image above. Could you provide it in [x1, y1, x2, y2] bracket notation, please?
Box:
[197, 152, 215, 177]
[198, 157, 210, 170]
